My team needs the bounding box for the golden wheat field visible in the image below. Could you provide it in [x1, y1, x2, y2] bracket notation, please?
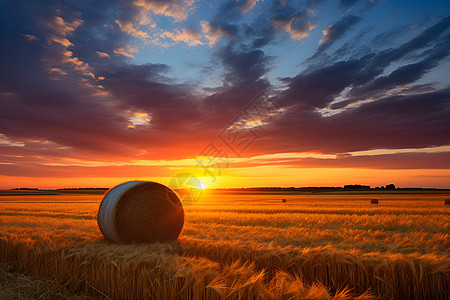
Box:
[0, 191, 449, 299]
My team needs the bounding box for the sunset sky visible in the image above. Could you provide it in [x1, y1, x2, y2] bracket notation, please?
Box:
[1, 0, 450, 189]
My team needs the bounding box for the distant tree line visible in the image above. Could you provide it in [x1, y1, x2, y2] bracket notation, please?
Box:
[375, 184, 396, 190]
[343, 184, 371, 190]
[221, 184, 400, 192]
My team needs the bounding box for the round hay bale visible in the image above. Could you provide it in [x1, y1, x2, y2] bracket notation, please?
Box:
[282, 199, 287, 203]
[98, 181, 184, 244]
[445, 199, 450, 205]
[371, 199, 379, 204]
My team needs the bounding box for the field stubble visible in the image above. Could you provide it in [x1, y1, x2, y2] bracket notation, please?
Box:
[0, 192, 449, 299]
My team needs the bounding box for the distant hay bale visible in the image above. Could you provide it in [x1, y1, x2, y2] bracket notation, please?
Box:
[282, 199, 286, 203]
[445, 199, 450, 205]
[98, 181, 184, 244]
[371, 199, 379, 204]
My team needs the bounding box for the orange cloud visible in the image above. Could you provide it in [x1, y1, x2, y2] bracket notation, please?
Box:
[49, 36, 72, 47]
[114, 46, 138, 58]
[319, 28, 330, 45]
[96, 51, 110, 58]
[42, 16, 95, 79]
[49, 67, 67, 75]
[273, 19, 316, 40]
[272, 9, 317, 40]
[162, 29, 202, 46]
[115, 20, 149, 39]
[22, 34, 39, 41]
[133, 0, 195, 22]
[201, 21, 225, 46]
[45, 16, 82, 36]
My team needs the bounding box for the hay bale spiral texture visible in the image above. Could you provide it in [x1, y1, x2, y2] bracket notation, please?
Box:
[98, 181, 184, 244]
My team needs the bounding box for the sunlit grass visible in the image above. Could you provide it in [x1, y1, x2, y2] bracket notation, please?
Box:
[0, 193, 448, 299]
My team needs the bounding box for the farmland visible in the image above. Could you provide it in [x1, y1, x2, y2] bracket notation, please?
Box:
[0, 191, 449, 299]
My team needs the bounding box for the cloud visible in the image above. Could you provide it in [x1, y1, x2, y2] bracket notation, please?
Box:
[96, 51, 110, 58]
[0, 162, 175, 178]
[256, 16, 450, 155]
[349, 41, 450, 100]
[41, 16, 97, 80]
[280, 16, 450, 111]
[299, 151, 450, 170]
[162, 28, 202, 46]
[317, 15, 361, 53]
[2, 150, 448, 180]
[201, 20, 239, 45]
[231, 151, 450, 170]
[381, 16, 450, 64]
[22, 34, 39, 41]
[279, 59, 366, 109]
[243, 20, 277, 49]
[217, 45, 272, 85]
[206, 1, 318, 49]
[272, 8, 317, 40]
[0, 1, 155, 161]
[115, 19, 149, 39]
[133, 0, 195, 22]
[113, 46, 138, 58]
[256, 88, 450, 156]
[45, 16, 83, 36]
[239, 0, 261, 14]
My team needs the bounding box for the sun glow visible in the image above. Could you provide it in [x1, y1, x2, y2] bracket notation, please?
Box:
[128, 112, 151, 128]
